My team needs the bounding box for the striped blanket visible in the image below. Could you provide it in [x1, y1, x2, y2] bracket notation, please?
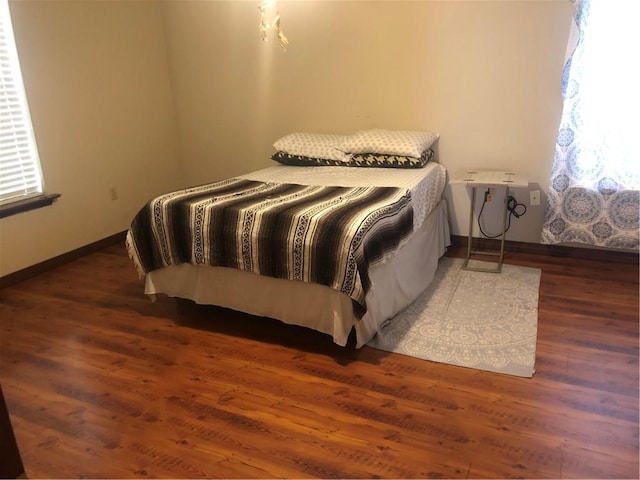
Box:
[126, 178, 414, 316]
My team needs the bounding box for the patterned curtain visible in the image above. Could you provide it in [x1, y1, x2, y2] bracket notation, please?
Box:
[541, 0, 639, 250]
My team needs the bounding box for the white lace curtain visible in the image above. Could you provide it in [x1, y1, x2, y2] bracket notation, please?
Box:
[541, 0, 639, 250]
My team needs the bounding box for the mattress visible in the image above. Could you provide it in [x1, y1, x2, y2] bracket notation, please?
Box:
[132, 162, 450, 347]
[144, 200, 450, 347]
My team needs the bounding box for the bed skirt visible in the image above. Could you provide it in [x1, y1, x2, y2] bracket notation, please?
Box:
[144, 200, 451, 347]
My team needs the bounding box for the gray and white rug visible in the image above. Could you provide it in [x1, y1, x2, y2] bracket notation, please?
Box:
[367, 256, 541, 377]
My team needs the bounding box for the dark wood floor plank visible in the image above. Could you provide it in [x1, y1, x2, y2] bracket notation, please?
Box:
[0, 243, 638, 478]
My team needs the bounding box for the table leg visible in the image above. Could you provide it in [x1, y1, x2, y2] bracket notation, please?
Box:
[496, 185, 511, 273]
[463, 186, 476, 269]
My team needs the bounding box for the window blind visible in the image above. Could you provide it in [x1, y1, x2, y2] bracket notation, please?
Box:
[0, 0, 43, 205]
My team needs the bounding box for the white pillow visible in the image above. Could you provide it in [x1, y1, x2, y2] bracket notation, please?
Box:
[273, 132, 351, 162]
[340, 129, 439, 158]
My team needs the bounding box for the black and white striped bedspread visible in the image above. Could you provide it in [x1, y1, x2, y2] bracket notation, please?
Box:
[126, 178, 414, 316]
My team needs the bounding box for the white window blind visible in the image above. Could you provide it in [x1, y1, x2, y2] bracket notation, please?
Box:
[0, 0, 43, 205]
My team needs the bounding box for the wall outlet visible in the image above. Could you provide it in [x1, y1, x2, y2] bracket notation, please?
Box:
[529, 189, 540, 206]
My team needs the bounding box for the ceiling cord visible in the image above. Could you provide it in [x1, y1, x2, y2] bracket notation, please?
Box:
[478, 188, 527, 239]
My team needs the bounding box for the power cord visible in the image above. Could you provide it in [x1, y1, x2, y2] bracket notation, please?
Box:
[478, 188, 527, 239]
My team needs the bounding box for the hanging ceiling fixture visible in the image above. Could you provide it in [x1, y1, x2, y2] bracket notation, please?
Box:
[259, 0, 288, 51]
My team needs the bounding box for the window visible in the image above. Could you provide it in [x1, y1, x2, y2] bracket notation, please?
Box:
[0, 0, 57, 218]
[541, 0, 639, 250]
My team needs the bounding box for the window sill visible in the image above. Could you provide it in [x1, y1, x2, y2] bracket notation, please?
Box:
[0, 193, 61, 219]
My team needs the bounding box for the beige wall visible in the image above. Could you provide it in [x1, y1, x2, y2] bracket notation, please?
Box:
[0, 0, 573, 277]
[0, 0, 183, 276]
[163, 0, 572, 242]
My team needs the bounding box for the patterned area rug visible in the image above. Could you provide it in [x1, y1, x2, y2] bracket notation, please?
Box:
[367, 256, 541, 377]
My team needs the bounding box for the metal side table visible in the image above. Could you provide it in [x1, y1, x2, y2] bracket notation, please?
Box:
[452, 170, 528, 273]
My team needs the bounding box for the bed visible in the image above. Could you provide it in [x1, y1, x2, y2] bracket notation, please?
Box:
[126, 130, 450, 347]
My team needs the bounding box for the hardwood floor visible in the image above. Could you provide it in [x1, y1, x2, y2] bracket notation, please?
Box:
[0, 243, 638, 479]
